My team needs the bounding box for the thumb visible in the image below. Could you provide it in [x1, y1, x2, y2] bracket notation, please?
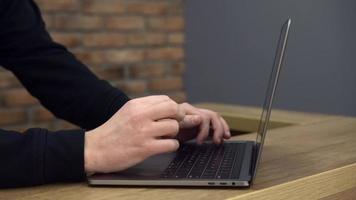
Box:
[179, 115, 202, 129]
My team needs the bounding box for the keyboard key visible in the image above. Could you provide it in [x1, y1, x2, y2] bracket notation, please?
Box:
[160, 143, 246, 179]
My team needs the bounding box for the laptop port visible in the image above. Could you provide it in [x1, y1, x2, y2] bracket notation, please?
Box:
[208, 182, 215, 185]
[220, 182, 227, 186]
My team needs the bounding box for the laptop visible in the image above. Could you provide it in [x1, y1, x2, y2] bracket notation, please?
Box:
[88, 19, 291, 187]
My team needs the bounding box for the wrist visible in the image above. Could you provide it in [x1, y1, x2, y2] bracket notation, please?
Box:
[84, 130, 98, 174]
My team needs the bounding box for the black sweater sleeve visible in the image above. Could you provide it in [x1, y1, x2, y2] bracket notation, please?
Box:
[0, 129, 85, 188]
[0, 0, 129, 188]
[0, 0, 130, 129]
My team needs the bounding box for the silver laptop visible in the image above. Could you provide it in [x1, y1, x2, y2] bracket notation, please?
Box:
[88, 19, 291, 187]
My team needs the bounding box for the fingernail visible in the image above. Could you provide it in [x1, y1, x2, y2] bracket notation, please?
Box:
[226, 131, 231, 137]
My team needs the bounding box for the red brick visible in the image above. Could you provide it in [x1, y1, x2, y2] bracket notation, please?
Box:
[145, 47, 184, 60]
[83, 0, 125, 14]
[168, 33, 185, 45]
[0, 109, 27, 126]
[0, 73, 21, 88]
[42, 14, 54, 29]
[2, 89, 38, 107]
[148, 17, 184, 31]
[148, 77, 183, 92]
[106, 50, 144, 64]
[129, 63, 166, 78]
[32, 107, 55, 122]
[54, 120, 79, 130]
[73, 50, 107, 64]
[51, 32, 82, 48]
[128, 33, 166, 46]
[92, 67, 125, 80]
[83, 33, 127, 48]
[168, 1, 184, 15]
[53, 15, 104, 30]
[35, 0, 79, 12]
[119, 80, 147, 94]
[171, 62, 185, 76]
[105, 17, 145, 31]
[126, 2, 169, 15]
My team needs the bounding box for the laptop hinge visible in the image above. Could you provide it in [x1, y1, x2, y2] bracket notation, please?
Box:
[249, 142, 259, 183]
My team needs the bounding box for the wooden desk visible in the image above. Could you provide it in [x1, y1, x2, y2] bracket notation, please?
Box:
[1, 103, 356, 200]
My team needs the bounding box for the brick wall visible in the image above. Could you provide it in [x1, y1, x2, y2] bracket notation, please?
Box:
[0, 0, 186, 131]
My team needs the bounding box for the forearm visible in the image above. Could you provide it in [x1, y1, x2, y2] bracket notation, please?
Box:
[0, 128, 86, 188]
[1, 32, 129, 130]
[4, 51, 130, 130]
[0, 0, 130, 130]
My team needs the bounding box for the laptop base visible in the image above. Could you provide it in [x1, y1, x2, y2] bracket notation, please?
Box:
[88, 141, 254, 188]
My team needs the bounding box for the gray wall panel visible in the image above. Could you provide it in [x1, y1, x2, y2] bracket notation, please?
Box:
[184, 0, 356, 116]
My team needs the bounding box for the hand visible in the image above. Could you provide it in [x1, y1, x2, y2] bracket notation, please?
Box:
[176, 103, 231, 145]
[84, 95, 184, 173]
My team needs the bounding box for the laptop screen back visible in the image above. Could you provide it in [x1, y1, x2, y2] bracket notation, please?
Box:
[252, 19, 291, 182]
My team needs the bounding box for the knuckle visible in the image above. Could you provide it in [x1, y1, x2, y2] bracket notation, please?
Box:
[212, 112, 220, 119]
[165, 121, 179, 137]
[168, 140, 180, 151]
[205, 110, 218, 119]
[168, 101, 179, 114]
[202, 114, 209, 123]
[157, 95, 170, 101]
[171, 121, 179, 133]
[162, 95, 170, 100]
[181, 102, 190, 107]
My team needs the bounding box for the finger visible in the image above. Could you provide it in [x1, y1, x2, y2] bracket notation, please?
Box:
[176, 105, 185, 122]
[146, 100, 185, 121]
[151, 139, 180, 155]
[195, 114, 210, 145]
[200, 109, 224, 145]
[180, 103, 210, 144]
[220, 116, 231, 139]
[152, 119, 179, 138]
[180, 103, 200, 115]
[179, 115, 202, 129]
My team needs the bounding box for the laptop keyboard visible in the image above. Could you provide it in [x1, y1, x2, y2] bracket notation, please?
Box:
[160, 143, 245, 179]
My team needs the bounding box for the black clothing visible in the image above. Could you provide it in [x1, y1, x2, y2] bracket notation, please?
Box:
[0, 0, 129, 188]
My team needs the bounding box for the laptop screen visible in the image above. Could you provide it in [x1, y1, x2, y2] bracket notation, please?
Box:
[252, 19, 291, 182]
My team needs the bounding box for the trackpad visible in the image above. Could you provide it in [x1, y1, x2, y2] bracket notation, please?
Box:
[93, 153, 176, 180]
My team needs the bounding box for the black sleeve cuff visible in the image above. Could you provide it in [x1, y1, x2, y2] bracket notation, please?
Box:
[43, 129, 86, 183]
[69, 83, 130, 130]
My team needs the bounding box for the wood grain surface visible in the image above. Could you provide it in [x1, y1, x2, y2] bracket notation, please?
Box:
[195, 103, 337, 132]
